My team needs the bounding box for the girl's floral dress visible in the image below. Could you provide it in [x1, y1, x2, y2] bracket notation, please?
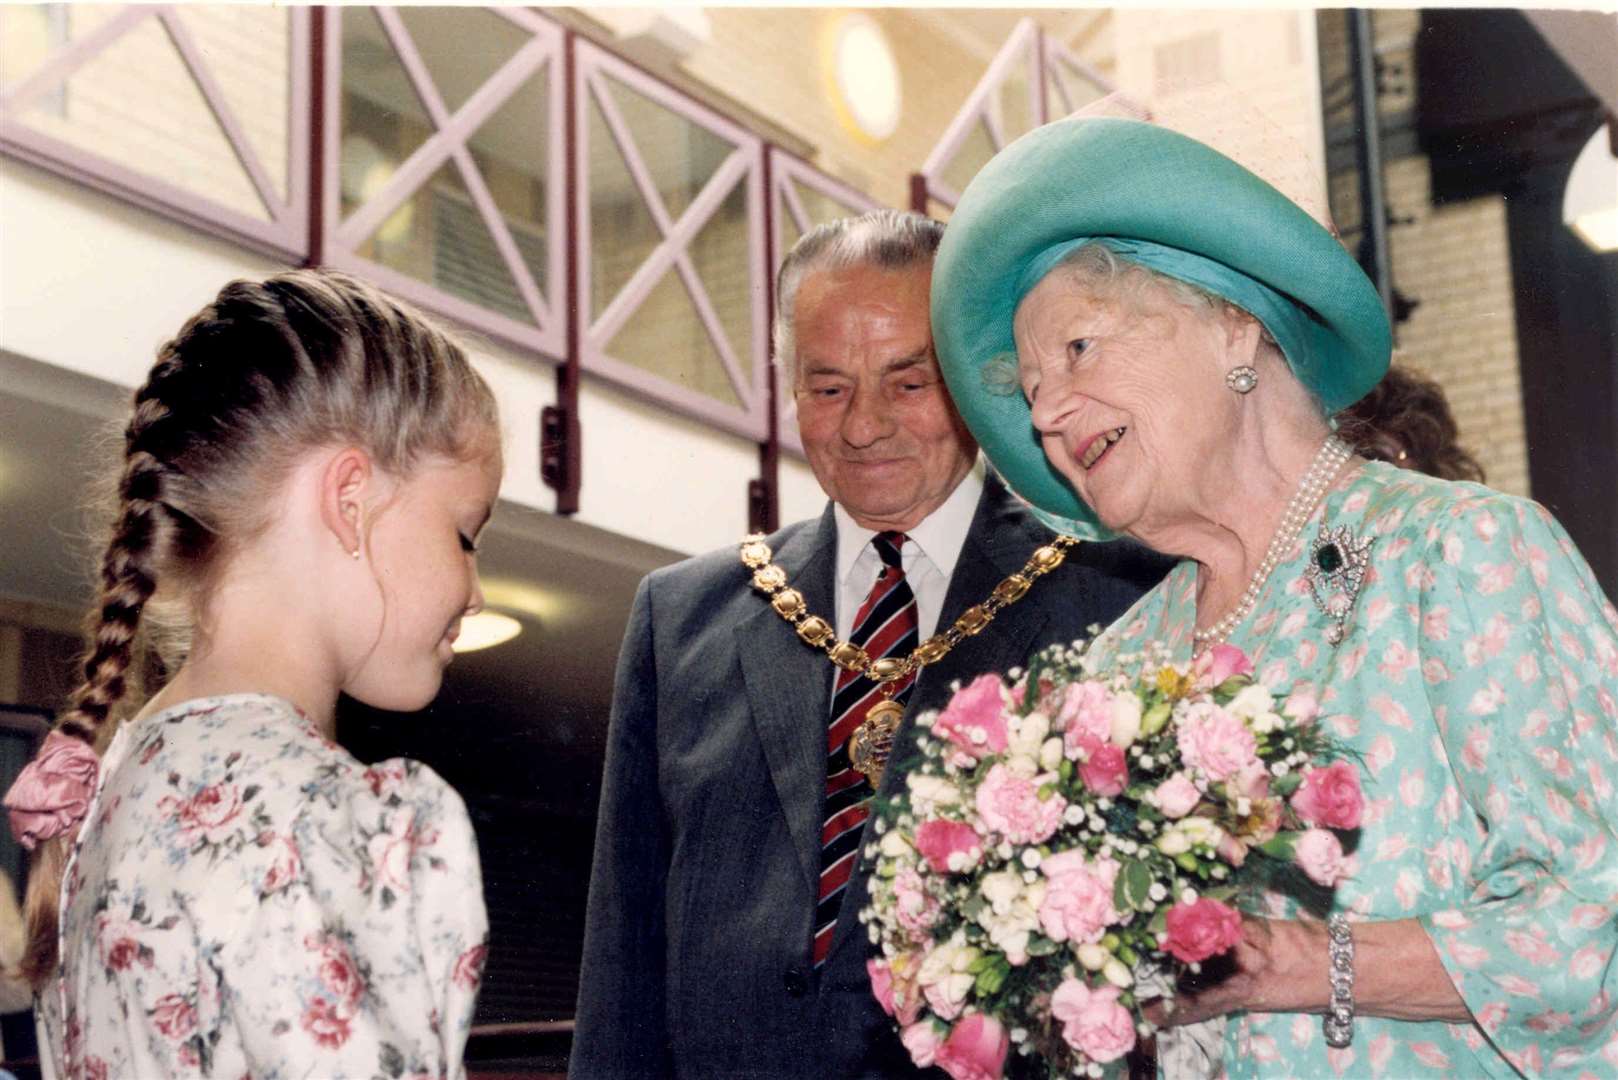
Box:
[1091, 462, 1618, 1078]
[38, 693, 489, 1080]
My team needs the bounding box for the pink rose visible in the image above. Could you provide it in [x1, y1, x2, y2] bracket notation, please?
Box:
[901, 1019, 948, 1068]
[95, 913, 147, 973]
[1229, 761, 1272, 802]
[1163, 897, 1244, 964]
[1175, 703, 1258, 782]
[309, 934, 365, 1012]
[173, 783, 245, 844]
[870, 954, 923, 1025]
[3, 730, 100, 850]
[259, 833, 302, 896]
[1039, 850, 1121, 945]
[915, 819, 984, 874]
[453, 943, 488, 991]
[1058, 681, 1114, 754]
[1290, 761, 1365, 830]
[975, 764, 1064, 845]
[302, 997, 351, 1049]
[84, 1057, 109, 1080]
[1153, 773, 1201, 818]
[1192, 643, 1253, 688]
[1075, 738, 1128, 797]
[869, 957, 896, 1013]
[1295, 828, 1349, 886]
[933, 675, 1010, 760]
[1050, 978, 1137, 1064]
[368, 812, 424, 894]
[935, 1012, 1010, 1080]
[150, 994, 197, 1040]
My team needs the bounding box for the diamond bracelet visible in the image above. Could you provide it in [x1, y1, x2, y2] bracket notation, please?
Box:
[1323, 913, 1356, 1048]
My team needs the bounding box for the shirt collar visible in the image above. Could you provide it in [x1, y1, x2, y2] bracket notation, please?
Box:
[833, 460, 986, 586]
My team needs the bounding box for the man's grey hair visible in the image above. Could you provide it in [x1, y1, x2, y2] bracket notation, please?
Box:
[773, 209, 944, 388]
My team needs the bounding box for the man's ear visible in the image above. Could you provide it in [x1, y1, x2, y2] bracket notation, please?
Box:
[319, 447, 374, 558]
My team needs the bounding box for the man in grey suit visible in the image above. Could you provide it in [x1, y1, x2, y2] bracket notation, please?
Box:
[572, 211, 1169, 1078]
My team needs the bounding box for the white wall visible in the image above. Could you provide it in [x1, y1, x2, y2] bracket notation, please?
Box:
[0, 155, 773, 558]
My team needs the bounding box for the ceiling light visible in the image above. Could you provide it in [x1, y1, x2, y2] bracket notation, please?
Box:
[453, 611, 522, 653]
[1564, 121, 1618, 253]
[827, 14, 901, 143]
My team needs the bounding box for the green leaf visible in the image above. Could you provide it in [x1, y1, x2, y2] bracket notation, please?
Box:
[1140, 701, 1172, 736]
[1025, 935, 1060, 957]
[1258, 831, 1301, 860]
[1270, 772, 1303, 797]
[975, 956, 1010, 995]
[1113, 859, 1155, 912]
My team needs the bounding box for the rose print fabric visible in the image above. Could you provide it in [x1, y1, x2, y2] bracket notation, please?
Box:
[1089, 462, 1618, 1078]
[38, 694, 488, 1080]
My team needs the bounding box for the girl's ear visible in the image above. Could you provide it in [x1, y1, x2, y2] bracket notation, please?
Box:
[319, 448, 374, 559]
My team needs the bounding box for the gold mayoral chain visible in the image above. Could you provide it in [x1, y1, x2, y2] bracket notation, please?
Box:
[739, 532, 1078, 787]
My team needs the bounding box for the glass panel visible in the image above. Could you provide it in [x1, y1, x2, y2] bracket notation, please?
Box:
[777, 208, 802, 264]
[1049, 63, 1105, 117]
[588, 90, 664, 316]
[358, 158, 536, 326]
[0, 4, 71, 88]
[790, 179, 863, 232]
[340, 5, 434, 224]
[171, 6, 290, 204]
[606, 266, 742, 409]
[467, 66, 550, 301]
[18, 8, 268, 220]
[938, 117, 997, 200]
[602, 72, 735, 223]
[396, 6, 527, 116]
[996, 67, 1035, 145]
[689, 176, 754, 391]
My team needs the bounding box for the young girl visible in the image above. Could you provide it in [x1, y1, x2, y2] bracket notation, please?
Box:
[3, 269, 500, 1078]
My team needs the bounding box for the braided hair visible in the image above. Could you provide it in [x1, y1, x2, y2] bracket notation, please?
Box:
[17, 269, 497, 985]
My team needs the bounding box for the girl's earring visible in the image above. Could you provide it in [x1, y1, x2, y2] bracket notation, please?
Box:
[350, 548, 362, 560]
[1225, 366, 1258, 394]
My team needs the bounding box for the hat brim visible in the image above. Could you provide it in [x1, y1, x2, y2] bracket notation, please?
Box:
[932, 117, 1391, 540]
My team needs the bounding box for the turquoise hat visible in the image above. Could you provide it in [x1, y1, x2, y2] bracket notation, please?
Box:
[932, 116, 1392, 539]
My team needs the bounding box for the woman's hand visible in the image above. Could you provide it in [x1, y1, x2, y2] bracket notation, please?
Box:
[1145, 914, 1472, 1028]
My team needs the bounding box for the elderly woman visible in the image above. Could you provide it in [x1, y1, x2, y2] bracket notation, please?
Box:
[931, 116, 1618, 1077]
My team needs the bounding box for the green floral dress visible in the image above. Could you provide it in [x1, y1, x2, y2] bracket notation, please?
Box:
[1093, 461, 1618, 1078]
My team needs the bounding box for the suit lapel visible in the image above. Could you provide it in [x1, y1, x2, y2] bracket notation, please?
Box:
[917, 474, 1051, 705]
[736, 505, 838, 893]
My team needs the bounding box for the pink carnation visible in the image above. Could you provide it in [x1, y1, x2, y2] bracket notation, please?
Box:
[1192, 643, 1253, 688]
[1075, 737, 1128, 797]
[1153, 773, 1201, 818]
[1058, 681, 1114, 755]
[1163, 897, 1244, 964]
[933, 675, 1010, 761]
[975, 764, 1064, 845]
[894, 868, 941, 939]
[935, 1013, 1010, 1080]
[915, 819, 984, 874]
[1039, 850, 1121, 945]
[1295, 828, 1349, 886]
[1175, 702, 1258, 781]
[1050, 978, 1137, 1064]
[1290, 761, 1365, 830]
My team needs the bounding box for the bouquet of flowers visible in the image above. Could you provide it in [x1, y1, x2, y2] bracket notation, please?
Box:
[859, 641, 1364, 1079]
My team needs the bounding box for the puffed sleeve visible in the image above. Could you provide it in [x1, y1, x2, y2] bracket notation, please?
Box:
[222, 757, 489, 1078]
[1413, 491, 1618, 1076]
[572, 575, 677, 1078]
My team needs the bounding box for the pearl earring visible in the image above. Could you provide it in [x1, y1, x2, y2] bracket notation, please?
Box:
[1225, 366, 1258, 394]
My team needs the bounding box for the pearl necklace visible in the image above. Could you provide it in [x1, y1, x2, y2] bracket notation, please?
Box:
[1193, 436, 1353, 650]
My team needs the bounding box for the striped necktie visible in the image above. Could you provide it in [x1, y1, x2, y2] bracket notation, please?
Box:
[814, 530, 918, 967]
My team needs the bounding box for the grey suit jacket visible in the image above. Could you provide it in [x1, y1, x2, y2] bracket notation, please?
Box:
[571, 476, 1171, 1079]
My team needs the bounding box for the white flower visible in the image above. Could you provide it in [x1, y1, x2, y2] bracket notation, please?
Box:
[1226, 684, 1274, 725]
[1103, 958, 1133, 987]
[906, 774, 961, 813]
[1020, 848, 1043, 870]
[1178, 815, 1223, 847]
[1109, 691, 1144, 747]
[1156, 828, 1191, 856]
[1040, 736, 1066, 772]
[1076, 943, 1109, 971]
[981, 870, 1025, 915]
[1010, 711, 1051, 757]
[918, 939, 979, 986]
[879, 830, 912, 858]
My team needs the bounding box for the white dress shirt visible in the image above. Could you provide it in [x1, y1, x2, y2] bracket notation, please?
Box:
[831, 463, 986, 643]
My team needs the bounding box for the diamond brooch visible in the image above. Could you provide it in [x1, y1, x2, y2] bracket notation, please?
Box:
[1304, 525, 1374, 645]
